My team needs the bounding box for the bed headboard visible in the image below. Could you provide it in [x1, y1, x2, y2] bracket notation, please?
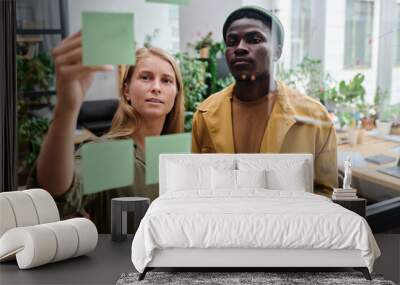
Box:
[159, 154, 314, 195]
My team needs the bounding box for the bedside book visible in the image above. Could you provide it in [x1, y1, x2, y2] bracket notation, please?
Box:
[332, 188, 358, 200]
[333, 189, 357, 193]
[333, 192, 357, 196]
[332, 195, 358, 200]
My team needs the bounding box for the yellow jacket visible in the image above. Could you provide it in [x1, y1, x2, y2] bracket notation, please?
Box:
[191, 81, 338, 194]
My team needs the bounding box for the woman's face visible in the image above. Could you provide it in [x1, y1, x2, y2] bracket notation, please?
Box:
[124, 54, 178, 120]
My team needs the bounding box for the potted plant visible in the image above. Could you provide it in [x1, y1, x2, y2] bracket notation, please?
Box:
[357, 87, 389, 130]
[194, 32, 213, 59]
[376, 104, 400, 135]
[327, 73, 366, 129]
[326, 73, 365, 129]
[357, 102, 376, 130]
[189, 34, 232, 95]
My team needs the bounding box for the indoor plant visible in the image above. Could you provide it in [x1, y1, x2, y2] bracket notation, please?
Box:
[17, 115, 49, 185]
[277, 57, 336, 104]
[17, 52, 54, 96]
[328, 73, 366, 129]
[207, 41, 229, 94]
[357, 87, 388, 130]
[17, 52, 54, 184]
[175, 52, 209, 131]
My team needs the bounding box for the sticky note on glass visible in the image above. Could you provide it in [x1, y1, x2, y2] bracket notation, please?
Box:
[146, 0, 190, 5]
[145, 133, 191, 185]
[81, 139, 134, 194]
[82, 12, 135, 66]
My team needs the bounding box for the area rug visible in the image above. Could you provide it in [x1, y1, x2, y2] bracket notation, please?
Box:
[116, 271, 396, 285]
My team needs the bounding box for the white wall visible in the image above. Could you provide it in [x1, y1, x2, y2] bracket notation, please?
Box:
[392, 2, 400, 104]
[179, 0, 242, 53]
[178, 0, 287, 52]
[392, 68, 400, 104]
[376, 0, 397, 105]
[67, 0, 174, 101]
[274, 0, 291, 68]
[324, 0, 379, 103]
[242, 0, 272, 7]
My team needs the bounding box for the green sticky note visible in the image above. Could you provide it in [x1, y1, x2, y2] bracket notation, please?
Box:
[82, 12, 135, 66]
[146, 0, 190, 5]
[145, 133, 191, 185]
[81, 139, 134, 194]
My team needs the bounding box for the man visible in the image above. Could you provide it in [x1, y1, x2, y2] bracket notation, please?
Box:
[191, 6, 338, 195]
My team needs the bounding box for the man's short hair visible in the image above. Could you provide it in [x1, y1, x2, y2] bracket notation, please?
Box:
[222, 6, 285, 48]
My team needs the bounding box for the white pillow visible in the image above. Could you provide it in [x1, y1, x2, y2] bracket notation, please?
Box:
[265, 163, 307, 191]
[211, 168, 236, 190]
[211, 169, 267, 190]
[236, 169, 267, 188]
[167, 162, 211, 191]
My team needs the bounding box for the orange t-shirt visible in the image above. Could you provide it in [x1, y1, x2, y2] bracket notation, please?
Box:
[231, 92, 277, 153]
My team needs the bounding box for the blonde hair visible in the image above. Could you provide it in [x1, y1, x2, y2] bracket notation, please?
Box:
[104, 47, 185, 139]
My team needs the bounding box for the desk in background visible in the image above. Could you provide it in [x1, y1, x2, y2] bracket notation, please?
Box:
[337, 131, 400, 202]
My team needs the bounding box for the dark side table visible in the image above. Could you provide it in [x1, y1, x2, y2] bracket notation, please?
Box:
[332, 198, 366, 218]
[111, 197, 150, 242]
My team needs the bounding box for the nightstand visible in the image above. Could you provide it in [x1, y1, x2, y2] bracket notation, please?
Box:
[332, 198, 366, 218]
[111, 197, 150, 242]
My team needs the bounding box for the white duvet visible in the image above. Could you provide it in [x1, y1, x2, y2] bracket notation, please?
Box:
[131, 190, 380, 273]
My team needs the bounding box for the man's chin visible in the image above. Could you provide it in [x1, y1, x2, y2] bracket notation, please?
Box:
[232, 72, 253, 81]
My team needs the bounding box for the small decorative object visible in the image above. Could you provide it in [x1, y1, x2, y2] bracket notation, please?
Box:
[343, 156, 352, 189]
[360, 117, 375, 130]
[332, 156, 358, 200]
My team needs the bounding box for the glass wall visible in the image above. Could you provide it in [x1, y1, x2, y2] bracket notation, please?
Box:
[290, 0, 311, 67]
[344, 0, 374, 68]
[16, 0, 399, 206]
[392, 2, 400, 104]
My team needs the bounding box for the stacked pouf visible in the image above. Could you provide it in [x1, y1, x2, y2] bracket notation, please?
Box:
[0, 189, 98, 269]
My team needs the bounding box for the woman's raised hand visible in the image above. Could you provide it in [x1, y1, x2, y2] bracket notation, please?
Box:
[52, 31, 113, 114]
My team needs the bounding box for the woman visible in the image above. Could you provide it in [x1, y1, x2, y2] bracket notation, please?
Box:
[27, 31, 185, 233]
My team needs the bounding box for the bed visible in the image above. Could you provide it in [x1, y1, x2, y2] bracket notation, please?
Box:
[131, 154, 380, 280]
